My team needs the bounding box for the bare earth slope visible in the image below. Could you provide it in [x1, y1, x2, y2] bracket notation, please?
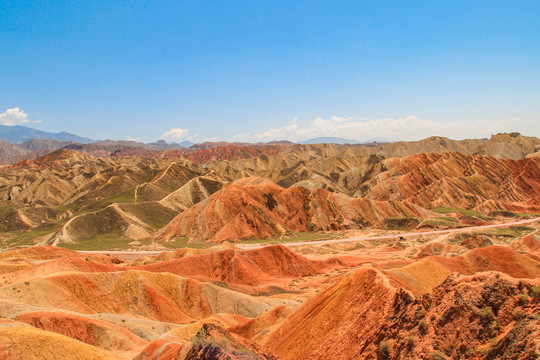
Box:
[265, 266, 540, 360]
[158, 177, 434, 242]
[159, 151, 539, 243]
[0, 218, 540, 359]
[0, 134, 539, 249]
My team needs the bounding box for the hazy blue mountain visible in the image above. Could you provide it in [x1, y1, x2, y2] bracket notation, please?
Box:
[177, 140, 195, 147]
[298, 137, 390, 144]
[0, 125, 93, 144]
[299, 137, 360, 144]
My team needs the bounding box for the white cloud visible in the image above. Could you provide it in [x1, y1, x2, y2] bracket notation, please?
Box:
[161, 128, 189, 141]
[203, 136, 217, 142]
[233, 120, 299, 142]
[0, 107, 41, 126]
[232, 115, 535, 142]
[127, 136, 140, 142]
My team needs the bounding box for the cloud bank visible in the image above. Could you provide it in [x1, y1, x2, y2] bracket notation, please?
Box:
[161, 128, 189, 142]
[0, 107, 40, 126]
[233, 115, 532, 142]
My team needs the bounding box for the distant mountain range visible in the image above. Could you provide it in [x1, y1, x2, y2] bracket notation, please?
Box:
[0, 125, 394, 147]
[298, 137, 359, 144]
[0, 125, 538, 167]
[148, 139, 195, 147]
[298, 137, 389, 144]
[0, 125, 94, 143]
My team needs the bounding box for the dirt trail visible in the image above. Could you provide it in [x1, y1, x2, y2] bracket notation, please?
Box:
[266, 217, 540, 249]
[80, 217, 540, 255]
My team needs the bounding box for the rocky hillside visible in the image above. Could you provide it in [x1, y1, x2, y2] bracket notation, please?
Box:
[1, 224, 539, 359]
[265, 268, 540, 359]
[1, 132, 539, 165]
[160, 152, 540, 243]
[0, 134, 539, 249]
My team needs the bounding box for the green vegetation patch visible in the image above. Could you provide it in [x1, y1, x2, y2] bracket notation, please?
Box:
[78, 189, 136, 215]
[67, 207, 126, 241]
[117, 202, 177, 230]
[433, 207, 484, 217]
[509, 225, 535, 232]
[471, 227, 524, 238]
[417, 217, 468, 229]
[55, 202, 84, 213]
[487, 210, 540, 219]
[240, 231, 337, 246]
[157, 237, 211, 249]
[5, 223, 61, 247]
[158, 231, 336, 249]
[434, 216, 460, 223]
[0, 205, 15, 217]
[382, 217, 420, 230]
[59, 233, 134, 251]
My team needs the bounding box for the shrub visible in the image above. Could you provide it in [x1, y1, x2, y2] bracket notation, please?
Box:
[530, 285, 540, 298]
[431, 351, 445, 360]
[512, 308, 525, 321]
[191, 326, 207, 346]
[379, 340, 391, 358]
[488, 320, 499, 337]
[518, 293, 530, 305]
[418, 319, 428, 333]
[406, 336, 414, 349]
[238, 347, 255, 355]
[479, 306, 495, 323]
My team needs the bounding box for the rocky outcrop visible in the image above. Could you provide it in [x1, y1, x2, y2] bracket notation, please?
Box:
[135, 323, 277, 360]
[265, 268, 540, 360]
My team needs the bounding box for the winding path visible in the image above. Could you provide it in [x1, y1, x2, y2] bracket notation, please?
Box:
[262, 216, 540, 248]
[81, 217, 540, 255]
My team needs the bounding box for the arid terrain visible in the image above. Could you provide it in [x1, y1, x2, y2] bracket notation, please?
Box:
[0, 133, 539, 359]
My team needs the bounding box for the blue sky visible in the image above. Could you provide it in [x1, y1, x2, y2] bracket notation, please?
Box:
[1, 1, 539, 143]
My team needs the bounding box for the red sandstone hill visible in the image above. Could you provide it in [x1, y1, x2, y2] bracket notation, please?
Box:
[158, 177, 434, 242]
[1, 234, 540, 359]
[11, 149, 96, 169]
[158, 151, 540, 243]
[0, 245, 326, 291]
[432, 245, 540, 278]
[108, 145, 282, 165]
[134, 323, 277, 360]
[523, 232, 540, 252]
[0, 245, 325, 289]
[1, 137, 539, 248]
[387, 245, 540, 295]
[363, 151, 540, 213]
[0, 269, 296, 325]
[0, 245, 82, 261]
[173, 145, 281, 164]
[264, 268, 540, 360]
[0, 322, 121, 360]
[134, 245, 325, 286]
[0, 256, 121, 285]
[15, 310, 148, 352]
